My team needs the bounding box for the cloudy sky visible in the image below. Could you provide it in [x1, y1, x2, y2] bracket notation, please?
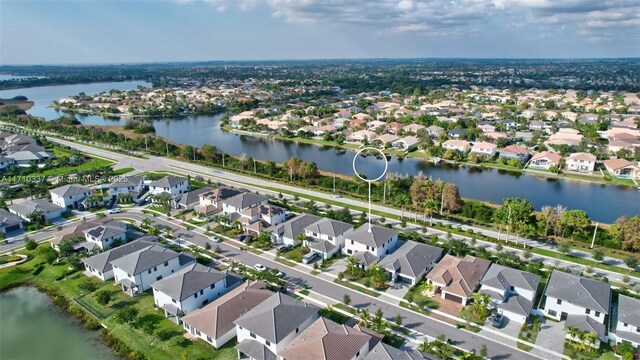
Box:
[1, 0, 639, 65]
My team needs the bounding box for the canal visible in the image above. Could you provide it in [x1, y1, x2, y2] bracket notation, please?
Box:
[1, 82, 638, 222]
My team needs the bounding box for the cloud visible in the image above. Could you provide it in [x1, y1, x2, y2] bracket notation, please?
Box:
[188, 0, 640, 43]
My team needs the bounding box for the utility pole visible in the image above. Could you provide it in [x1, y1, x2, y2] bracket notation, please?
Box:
[440, 190, 444, 215]
[383, 180, 386, 203]
[193, 146, 196, 161]
[253, 160, 257, 174]
[505, 206, 512, 243]
[590, 223, 599, 249]
[166, 142, 169, 157]
[333, 176, 336, 193]
[144, 137, 148, 151]
[222, 154, 225, 168]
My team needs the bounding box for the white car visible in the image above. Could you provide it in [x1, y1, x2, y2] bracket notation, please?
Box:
[210, 236, 221, 243]
[330, 193, 341, 198]
[107, 208, 121, 214]
[254, 264, 267, 272]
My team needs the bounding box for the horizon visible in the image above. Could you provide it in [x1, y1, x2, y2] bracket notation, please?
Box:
[1, 0, 639, 65]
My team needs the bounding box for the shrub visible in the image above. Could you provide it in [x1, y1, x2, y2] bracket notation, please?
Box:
[155, 329, 173, 341]
[94, 290, 114, 306]
[25, 238, 38, 250]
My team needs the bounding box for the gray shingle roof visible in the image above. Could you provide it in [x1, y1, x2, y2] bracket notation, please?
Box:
[224, 193, 268, 210]
[353, 251, 379, 267]
[233, 292, 319, 343]
[235, 339, 276, 360]
[306, 238, 336, 253]
[304, 218, 353, 237]
[566, 314, 607, 340]
[545, 270, 611, 314]
[8, 199, 64, 216]
[481, 264, 541, 292]
[0, 209, 22, 228]
[151, 263, 242, 301]
[178, 187, 214, 206]
[110, 245, 195, 275]
[618, 295, 640, 328]
[82, 238, 158, 273]
[497, 294, 534, 316]
[268, 214, 322, 241]
[108, 176, 143, 188]
[378, 240, 444, 279]
[84, 221, 128, 242]
[149, 176, 187, 188]
[364, 342, 422, 360]
[344, 225, 398, 248]
[50, 184, 91, 197]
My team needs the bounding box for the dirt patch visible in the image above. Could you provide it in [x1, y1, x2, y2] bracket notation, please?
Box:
[0, 98, 34, 110]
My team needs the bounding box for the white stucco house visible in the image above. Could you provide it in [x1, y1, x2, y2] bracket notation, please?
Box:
[611, 295, 640, 349]
[479, 264, 541, 323]
[8, 199, 65, 223]
[83, 220, 130, 250]
[151, 263, 242, 323]
[343, 225, 399, 269]
[82, 237, 158, 281]
[566, 152, 597, 173]
[108, 175, 145, 198]
[303, 218, 354, 260]
[50, 184, 92, 210]
[148, 176, 189, 197]
[471, 141, 498, 157]
[268, 213, 322, 247]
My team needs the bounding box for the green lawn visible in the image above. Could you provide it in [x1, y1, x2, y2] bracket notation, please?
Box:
[281, 246, 307, 263]
[403, 285, 440, 310]
[0, 246, 237, 360]
[39, 157, 115, 177]
[333, 278, 380, 297]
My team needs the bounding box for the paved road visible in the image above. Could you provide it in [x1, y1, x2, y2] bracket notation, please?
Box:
[114, 210, 546, 360]
[42, 135, 640, 286]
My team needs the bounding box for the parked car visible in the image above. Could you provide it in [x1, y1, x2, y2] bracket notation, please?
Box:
[490, 313, 504, 328]
[276, 244, 291, 252]
[254, 264, 267, 272]
[107, 208, 121, 214]
[210, 236, 221, 243]
[330, 193, 341, 198]
[302, 252, 319, 264]
[239, 234, 254, 243]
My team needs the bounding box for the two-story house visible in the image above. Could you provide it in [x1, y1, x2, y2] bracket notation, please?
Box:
[110, 244, 196, 296]
[234, 293, 319, 360]
[442, 139, 471, 153]
[542, 270, 611, 346]
[148, 176, 189, 198]
[303, 218, 354, 260]
[499, 145, 531, 164]
[529, 151, 562, 170]
[151, 263, 242, 323]
[83, 220, 130, 250]
[221, 192, 268, 215]
[612, 295, 640, 349]
[194, 187, 241, 220]
[108, 175, 145, 198]
[9, 199, 65, 223]
[479, 264, 541, 323]
[343, 225, 399, 269]
[471, 141, 498, 157]
[269, 213, 322, 247]
[566, 152, 597, 173]
[181, 281, 273, 349]
[50, 184, 92, 210]
[239, 204, 287, 234]
[82, 237, 158, 281]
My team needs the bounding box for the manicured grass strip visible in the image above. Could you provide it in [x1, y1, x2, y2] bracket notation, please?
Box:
[399, 301, 432, 316]
[532, 247, 640, 278]
[274, 257, 298, 268]
[334, 278, 380, 297]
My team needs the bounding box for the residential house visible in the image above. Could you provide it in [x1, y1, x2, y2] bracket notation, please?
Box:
[442, 139, 471, 153]
[279, 317, 379, 360]
[425, 125, 444, 138]
[50, 217, 111, 251]
[194, 187, 241, 220]
[108, 176, 145, 198]
[529, 151, 562, 170]
[239, 203, 287, 234]
[0, 156, 15, 171]
[234, 293, 319, 360]
[343, 225, 399, 269]
[603, 159, 640, 179]
[50, 184, 92, 210]
[83, 220, 130, 250]
[82, 237, 158, 281]
[546, 128, 583, 148]
[479, 264, 541, 323]
[612, 295, 640, 348]
[403, 124, 426, 134]
[222, 193, 268, 215]
[177, 187, 214, 210]
[151, 263, 243, 323]
[364, 342, 422, 360]
[392, 136, 419, 151]
[348, 130, 377, 142]
[303, 218, 354, 260]
[425, 255, 491, 305]
[8, 199, 65, 223]
[181, 281, 273, 349]
[148, 176, 189, 198]
[269, 214, 322, 247]
[378, 241, 444, 286]
[471, 141, 498, 157]
[386, 122, 404, 134]
[566, 152, 597, 173]
[447, 128, 467, 139]
[542, 270, 611, 345]
[4, 149, 53, 165]
[111, 244, 196, 296]
[0, 208, 23, 235]
[499, 145, 531, 164]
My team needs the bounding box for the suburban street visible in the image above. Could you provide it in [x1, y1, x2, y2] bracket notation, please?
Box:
[42, 135, 640, 285]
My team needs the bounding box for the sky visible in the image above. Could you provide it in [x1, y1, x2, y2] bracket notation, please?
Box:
[1, 0, 639, 65]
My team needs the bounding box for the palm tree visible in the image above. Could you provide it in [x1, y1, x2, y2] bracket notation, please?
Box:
[141, 218, 152, 229]
[469, 293, 492, 319]
[396, 194, 410, 219]
[417, 338, 430, 353]
[423, 199, 440, 226]
[359, 309, 371, 326]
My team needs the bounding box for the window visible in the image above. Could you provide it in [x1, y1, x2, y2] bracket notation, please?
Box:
[595, 311, 600, 317]
[624, 323, 628, 327]
[148, 269, 152, 274]
[585, 309, 591, 314]
[210, 284, 215, 289]
[156, 275, 162, 281]
[265, 340, 271, 346]
[164, 261, 169, 267]
[548, 310, 557, 317]
[207, 336, 212, 343]
[250, 332, 256, 339]
[194, 293, 198, 299]
[172, 298, 176, 303]
[510, 285, 515, 291]
[296, 328, 299, 333]
[350, 240, 354, 245]
[556, 299, 562, 305]
[200, 289, 204, 295]
[154, 267, 157, 272]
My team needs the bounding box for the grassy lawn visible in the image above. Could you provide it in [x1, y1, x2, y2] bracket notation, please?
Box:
[39, 157, 115, 177]
[563, 341, 616, 360]
[281, 245, 307, 263]
[458, 307, 489, 326]
[274, 257, 298, 268]
[334, 278, 380, 297]
[403, 285, 440, 310]
[0, 245, 237, 360]
[517, 318, 542, 351]
[52, 146, 74, 158]
[318, 307, 351, 325]
[112, 167, 135, 175]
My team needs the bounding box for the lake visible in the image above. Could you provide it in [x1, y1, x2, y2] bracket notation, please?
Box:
[0, 287, 119, 360]
[0, 82, 638, 222]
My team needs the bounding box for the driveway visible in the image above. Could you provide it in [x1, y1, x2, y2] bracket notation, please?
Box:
[532, 318, 566, 360]
[323, 257, 347, 277]
[385, 281, 412, 300]
[478, 316, 521, 348]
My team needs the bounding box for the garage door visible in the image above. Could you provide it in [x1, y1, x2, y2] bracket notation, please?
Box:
[397, 274, 414, 285]
[444, 292, 464, 304]
[4, 224, 20, 232]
